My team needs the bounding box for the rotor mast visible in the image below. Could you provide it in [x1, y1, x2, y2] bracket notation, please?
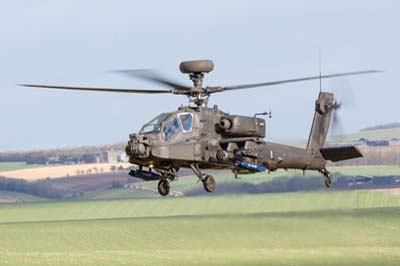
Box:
[180, 60, 214, 107]
[187, 73, 206, 107]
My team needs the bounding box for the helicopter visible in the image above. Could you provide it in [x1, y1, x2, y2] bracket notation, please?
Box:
[21, 60, 380, 196]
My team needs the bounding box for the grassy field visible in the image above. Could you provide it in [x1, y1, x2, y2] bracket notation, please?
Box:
[329, 127, 400, 143]
[329, 165, 400, 176]
[82, 165, 400, 200]
[126, 165, 400, 197]
[1, 190, 400, 265]
[0, 191, 47, 203]
[285, 127, 400, 147]
[0, 162, 39, 172]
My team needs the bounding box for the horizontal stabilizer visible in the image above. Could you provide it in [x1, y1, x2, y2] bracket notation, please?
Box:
[320, 146, 363, 162]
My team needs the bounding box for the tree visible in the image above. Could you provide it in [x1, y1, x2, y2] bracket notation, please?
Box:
[111, 180, 123, 188]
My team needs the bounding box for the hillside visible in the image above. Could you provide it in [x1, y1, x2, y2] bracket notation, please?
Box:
[360, 122, 400, 132]
[0, 162, 130, 180]
[0, 191, 47, 203]
[2, 165, 400, 201]
[329, 127, 400, 144]
[84, 166, 400, 200]
[1, 125, 399, 164]
[0, 162, 40, 172]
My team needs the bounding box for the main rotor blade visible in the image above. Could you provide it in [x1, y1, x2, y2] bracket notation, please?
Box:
[115, 69, 191, 90]
[20, 84, 173, 94]
[221, 70, 381, 91]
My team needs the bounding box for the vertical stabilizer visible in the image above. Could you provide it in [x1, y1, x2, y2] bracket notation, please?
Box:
[307, 92, 335, 152]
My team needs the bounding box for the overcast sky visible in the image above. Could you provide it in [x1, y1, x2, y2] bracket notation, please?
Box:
[0, 0, 398, 151]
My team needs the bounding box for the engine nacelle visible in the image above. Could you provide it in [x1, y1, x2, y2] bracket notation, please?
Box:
[219, 115, 265, 138]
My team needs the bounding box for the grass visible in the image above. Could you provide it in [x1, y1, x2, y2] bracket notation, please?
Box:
[1, 209, 400, 266]
[131, 165, 400, 195]
[86, 186, 159, 199]
[0, 190, 399, 223]
[329, 127, 400, 143]
[0, 191, 47, 202]
[285, 127, 400, 147]
[330, 165, 400, 176]
[0, 162, 39, 172]
[0, 190, 400, 265]
[84, 165, 400, 200]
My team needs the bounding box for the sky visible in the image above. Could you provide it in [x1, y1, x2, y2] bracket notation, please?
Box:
[0, 0, 399, 151]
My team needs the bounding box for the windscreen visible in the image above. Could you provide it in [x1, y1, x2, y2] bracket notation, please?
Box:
[163, 117, 180, 141]
[179, 113, 193, 132]
[140, 113, 169, 133]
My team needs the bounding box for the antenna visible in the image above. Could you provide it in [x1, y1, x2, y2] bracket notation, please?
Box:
[319, 50, 322, 93]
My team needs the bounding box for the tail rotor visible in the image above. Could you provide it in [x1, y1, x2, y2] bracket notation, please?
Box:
[328, 78, 356, 136]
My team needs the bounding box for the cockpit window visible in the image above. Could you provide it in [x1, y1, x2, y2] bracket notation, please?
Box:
[140, 113, 169, 134]
[178, 113, 193, 132]
[163, 117, 180, 141]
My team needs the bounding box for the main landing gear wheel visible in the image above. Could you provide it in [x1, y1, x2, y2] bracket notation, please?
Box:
[202, 175, 216, 193]
[158, 180, 170, 196]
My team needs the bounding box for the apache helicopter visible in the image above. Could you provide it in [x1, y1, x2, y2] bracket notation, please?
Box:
[21, 60, 380, 196]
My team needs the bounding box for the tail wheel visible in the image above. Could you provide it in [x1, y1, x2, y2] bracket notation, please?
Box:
[324, 175, 332, 188]
[158, 180, 170, 196]
[202, 175, 216, 192]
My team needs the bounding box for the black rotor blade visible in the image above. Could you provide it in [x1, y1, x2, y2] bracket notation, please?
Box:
[115, 69, 190, 90]
[330, 108, 343, 135]
[221, 70, 381, 91]
[20, 84, 173, 94]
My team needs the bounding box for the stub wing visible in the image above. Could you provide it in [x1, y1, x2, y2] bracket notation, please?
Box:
[320, 146, 363, 162]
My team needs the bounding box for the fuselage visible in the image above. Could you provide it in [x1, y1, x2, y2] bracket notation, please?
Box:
[126, 105, 326, 175]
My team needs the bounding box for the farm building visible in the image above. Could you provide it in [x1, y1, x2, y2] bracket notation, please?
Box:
[358, 138, 390, 147]
[100, 150, 126, 163]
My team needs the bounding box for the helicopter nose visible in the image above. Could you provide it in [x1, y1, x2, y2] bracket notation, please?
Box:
[136, 143, 147, 155]
[126, 134, 151, 159]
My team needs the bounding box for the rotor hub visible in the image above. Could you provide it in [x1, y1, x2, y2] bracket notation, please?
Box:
[178, 60, 215, 107]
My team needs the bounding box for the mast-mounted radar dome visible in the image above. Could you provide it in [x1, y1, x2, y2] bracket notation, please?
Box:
[179, 60, 214, 74]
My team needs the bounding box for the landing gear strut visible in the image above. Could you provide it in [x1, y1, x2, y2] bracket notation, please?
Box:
[158, 179, 170, 196]
[190, 164, 216, 193]
[155, 167, 177, 196]
[320, 168, 332, 188]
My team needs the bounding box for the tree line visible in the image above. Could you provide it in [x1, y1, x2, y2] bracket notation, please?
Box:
[0, 142, 125, 164]
[0, 176, 64, 199]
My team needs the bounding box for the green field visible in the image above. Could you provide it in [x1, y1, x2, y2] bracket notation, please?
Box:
[95, 165, 400, 200]
[285, 127, 400, 147]
[84, 165, 400, 200]
[1, 190, 400, 265]
[0, 191, 47, 203]
[330, 165, 400, 176]
[0, 162, 40, 172]
[329, 127, 400, 143]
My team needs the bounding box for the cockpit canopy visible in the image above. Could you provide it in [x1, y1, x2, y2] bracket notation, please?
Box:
[139, 112, 194, 142]
[140, 113, 169, 134]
